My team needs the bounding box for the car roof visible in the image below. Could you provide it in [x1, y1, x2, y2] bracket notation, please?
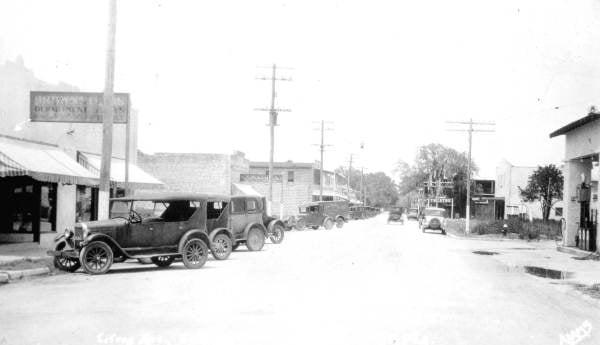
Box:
[111, 192, 231, 202]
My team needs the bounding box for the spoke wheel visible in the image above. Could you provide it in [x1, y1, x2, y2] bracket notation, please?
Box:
[79, 241, 113, 275]
[211, 233, 233, 260]
[151, 255, 175, 267]
[294, 219, 305, 231]
[336, 218, 344, 229]
[324, 218, 334, 230]
[269, 224, 285, 244]
[182, 238, 208, 269]
[246, 227, 265, 251]
[53, 241, 81, 272]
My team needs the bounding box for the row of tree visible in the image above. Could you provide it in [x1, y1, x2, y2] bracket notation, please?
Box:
[334, 167, 399, 208]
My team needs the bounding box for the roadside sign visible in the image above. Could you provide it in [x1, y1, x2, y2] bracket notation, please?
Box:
[30, 91, 130, 123]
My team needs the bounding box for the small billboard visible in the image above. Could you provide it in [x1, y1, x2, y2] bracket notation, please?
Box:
[30, 91, 129, 123]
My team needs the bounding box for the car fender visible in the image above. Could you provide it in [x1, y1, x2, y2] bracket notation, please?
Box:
[267, 219, 285, 234]
[335, 215, 346, 222]
[208, 228, 233, 243]
[84, 233, 129, 256]
[178, 229, 210, 253]
[243, 222, 267, 239]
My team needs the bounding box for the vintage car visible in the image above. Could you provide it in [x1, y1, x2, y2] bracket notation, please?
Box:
[48, 193, 220, 275]
[218, 195, 285, 251]
[420, 207, 447, 235]
[295, 200, 349, 230]
[350, 205, 365, 220]
[387, 206, 404, 224]
[407, 208, 419, 220]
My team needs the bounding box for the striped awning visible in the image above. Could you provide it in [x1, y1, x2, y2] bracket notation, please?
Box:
[0, 136, 98, 185]
[79, 152, 163, 189]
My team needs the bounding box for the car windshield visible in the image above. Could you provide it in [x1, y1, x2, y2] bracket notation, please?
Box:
[110, 201, 131, 219]
[424, 209, 445, 217]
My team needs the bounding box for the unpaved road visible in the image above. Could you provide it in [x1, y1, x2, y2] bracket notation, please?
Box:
[1, 215, 598, 345]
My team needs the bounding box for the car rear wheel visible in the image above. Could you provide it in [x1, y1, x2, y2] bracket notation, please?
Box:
[269, 224, 285, 244]
[246, 227, 265, 251]
[53, 241, 81, 272]
[211, 233, 233, 260]
[323, 218, 334, 230]
[182, 238, 208, 269]
[79, 241, 113, 275]
[151, 256, 175, 267]
[335, 218, 344, 229]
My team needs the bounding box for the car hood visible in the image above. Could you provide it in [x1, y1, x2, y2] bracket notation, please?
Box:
[77, 218, 128, 235]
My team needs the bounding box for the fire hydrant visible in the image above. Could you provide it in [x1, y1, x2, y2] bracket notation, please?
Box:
[502, 223, 508, 237]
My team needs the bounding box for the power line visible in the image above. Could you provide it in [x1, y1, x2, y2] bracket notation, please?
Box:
[254, 64, 292, 205]
[446, 119, 496, 234]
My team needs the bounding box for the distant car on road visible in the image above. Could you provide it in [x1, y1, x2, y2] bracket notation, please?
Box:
[296, 200, 349, 230]
[387, 206, 404, 224]
[420, 207, 447, 235]
[407, 208, 419, 220]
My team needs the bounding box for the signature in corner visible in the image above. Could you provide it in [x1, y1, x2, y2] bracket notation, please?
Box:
[560, 320, 592, 345]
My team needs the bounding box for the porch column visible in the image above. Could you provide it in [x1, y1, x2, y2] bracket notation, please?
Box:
[56, 183, 77, 234]
[563, 159, 592, 246]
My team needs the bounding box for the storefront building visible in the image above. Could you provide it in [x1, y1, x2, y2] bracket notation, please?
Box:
[550, 109, 600, 252]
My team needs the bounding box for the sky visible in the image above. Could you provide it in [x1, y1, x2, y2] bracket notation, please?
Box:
[1, 0, 600, 180]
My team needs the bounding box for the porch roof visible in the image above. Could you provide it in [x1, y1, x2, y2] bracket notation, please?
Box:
[549, 112, 600, 138]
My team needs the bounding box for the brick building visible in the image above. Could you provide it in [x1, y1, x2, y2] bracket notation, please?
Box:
[137, 151, 249, 195]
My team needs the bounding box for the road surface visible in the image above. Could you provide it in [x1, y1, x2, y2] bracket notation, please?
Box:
[1, 215, 598, 345]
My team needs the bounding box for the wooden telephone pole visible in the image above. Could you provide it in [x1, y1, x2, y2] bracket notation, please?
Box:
[447, 119, 495, 234]
[313, 120, 333, 201]
[255, 64, 291, 205]
[99, 0, 117, 219]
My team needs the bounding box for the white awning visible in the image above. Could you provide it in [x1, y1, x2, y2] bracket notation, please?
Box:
[0, 136, 98, 185]
[232, 183, 263, 197]
[80, 152, 163, 188]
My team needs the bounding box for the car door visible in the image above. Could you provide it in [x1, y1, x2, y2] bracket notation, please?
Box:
[152, 201, 196, 248]
[244, 197, 263, 226]
[228, 197, 247, 240]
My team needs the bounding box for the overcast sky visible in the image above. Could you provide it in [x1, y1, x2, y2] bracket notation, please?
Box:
[2, 0, 600, 179]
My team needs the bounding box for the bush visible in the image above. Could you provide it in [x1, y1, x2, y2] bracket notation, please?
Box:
[444, 218, 562, 240]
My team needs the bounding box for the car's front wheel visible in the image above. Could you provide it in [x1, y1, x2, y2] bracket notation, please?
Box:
[79, 241, 114, 275]
[246, 227, 265, 251]
[323, 218, 334, 230]
[269, 224, 285, 244]
[182, 238, 208, 269]
[211, 233, 233, 260]
[151, 256, 175, 267]
[53, 240, 81, 272]
[295, 219, 306, 231]
[335, 218, 344, 229]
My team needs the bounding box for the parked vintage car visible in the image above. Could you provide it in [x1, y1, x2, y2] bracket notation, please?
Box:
[387, 206, 404, 224]
[295, 200, 349, 230]
[350, 205, 365, 220]
[48, 193, 220, 274]
[222, 195, 285, 251]
[420, 207, 447, 235]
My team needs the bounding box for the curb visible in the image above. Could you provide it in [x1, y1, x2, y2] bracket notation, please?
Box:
[557, 246, 598, 258]
[0, 267, 51, 284]
[445, 232, 522, 242]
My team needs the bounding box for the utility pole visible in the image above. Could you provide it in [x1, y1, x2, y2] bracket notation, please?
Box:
[255, 64, 292, 207]
[99, 0, 117, 219]
[447, 119, 495, 234]
[347, 154, 354, 202]
[360, 167, 364, 205]
[313, 120, 333, 201]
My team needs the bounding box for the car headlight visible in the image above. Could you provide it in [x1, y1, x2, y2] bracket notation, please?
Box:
[64, 227, 74, 239]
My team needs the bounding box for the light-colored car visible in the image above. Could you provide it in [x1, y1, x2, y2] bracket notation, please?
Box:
[420, 207, 446, 235]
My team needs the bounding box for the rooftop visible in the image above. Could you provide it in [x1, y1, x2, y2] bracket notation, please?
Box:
[549, 110, 600, 138]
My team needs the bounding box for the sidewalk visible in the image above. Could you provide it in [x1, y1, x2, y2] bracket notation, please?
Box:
[0, 242, 55, 283]
[462, 238, 600, 303]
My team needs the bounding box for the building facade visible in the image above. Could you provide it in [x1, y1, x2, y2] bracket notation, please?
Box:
[0, 58, 161, 246]
[495, 159, 564, 221]
[550, 110, 600, 252]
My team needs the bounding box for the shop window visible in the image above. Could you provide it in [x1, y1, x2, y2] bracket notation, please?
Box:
[555, 207, 563, 217]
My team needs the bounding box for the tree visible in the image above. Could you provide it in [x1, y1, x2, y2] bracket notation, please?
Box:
[519, 164, 564, 221]
[363, 172, 399, 207]
[394, 143, 477, 216]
